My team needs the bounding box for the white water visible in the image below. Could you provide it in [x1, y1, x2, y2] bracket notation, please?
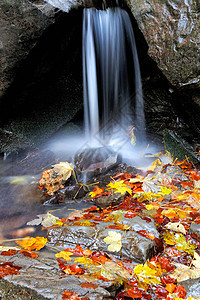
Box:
[82, 7, 146, 147]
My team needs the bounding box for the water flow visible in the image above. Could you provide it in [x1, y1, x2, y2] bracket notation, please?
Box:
[83, 7, 146, 147]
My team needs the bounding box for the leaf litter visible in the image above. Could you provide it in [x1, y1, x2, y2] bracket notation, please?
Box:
[1, 154, 200, 299]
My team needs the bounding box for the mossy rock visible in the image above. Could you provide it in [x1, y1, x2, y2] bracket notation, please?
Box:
[163, 129, 200, 166]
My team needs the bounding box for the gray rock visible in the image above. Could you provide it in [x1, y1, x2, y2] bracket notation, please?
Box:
[74, 147, 120, 175]
[126, 0, 200, 88]
[190, 223, 200, 238]
[47, 212, 158, 263]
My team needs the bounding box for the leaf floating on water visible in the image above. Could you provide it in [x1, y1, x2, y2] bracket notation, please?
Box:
[103, 231, 122, 252]
[16, 236, 47, 251]
[19, 249, 38, 259]
[148, 159, 162, 171]
[165, 222, 186, 235]
[27, 214, 46, 226]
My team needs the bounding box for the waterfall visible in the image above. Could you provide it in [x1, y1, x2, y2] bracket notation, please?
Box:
[82, 7, 146, 147]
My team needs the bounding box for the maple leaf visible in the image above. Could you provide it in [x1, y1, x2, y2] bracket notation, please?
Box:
[41, 213, 62, 228]
[106, 180, 132, 195]
[55, 251, 73, 261]
[133, 262, 161, 285]
[163, 232, 197, 255]
[89, 186, 104, 198]
[16, 236, 47, 251]
[165, 222, 186, 235]
[0, 262, 21, 279]
[103, 231, 122, 252]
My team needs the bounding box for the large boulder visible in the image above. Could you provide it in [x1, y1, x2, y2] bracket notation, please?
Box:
[126, 0, 200, 88]
[0, 0, 55, 97]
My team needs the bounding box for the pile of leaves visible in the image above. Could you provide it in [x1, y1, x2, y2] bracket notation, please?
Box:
[1, 155, 200, 300]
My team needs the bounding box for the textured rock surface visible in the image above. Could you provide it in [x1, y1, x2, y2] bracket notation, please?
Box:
[0, 0, 55, 97]
[126, 0, 200, 88]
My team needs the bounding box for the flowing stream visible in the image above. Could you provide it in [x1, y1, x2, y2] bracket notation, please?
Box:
[83, 7, 146, 147]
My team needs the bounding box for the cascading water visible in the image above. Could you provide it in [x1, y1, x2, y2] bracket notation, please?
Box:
[82, 7, 146, 148]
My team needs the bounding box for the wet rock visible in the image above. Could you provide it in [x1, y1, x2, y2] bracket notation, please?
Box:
[74, 147, 121, 175]
[58, 184, 88, 200]
[47, 212, 158, 263]
[0, 253, 113, 299]
[85, 193, 125, 209]
[190, 223, 200, 238]
[0, 0, 55, 98]
[180, 278, 200, 299]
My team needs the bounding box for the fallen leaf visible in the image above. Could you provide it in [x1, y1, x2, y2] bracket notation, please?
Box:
[62, 290, 81, 300]
[19, 249, 38, 258]
[89, 186, 104, 198]
[41, 213, 62, 228]
[55, 251, 73, 261]
[26, 214, 45, 226]
[165, 222, 186, 235]
[0, 262, 21, 279]
[148, 159, 162, 171]
[103, 231, 122, 252]
[0, 246, 20, 251]
[106, 180, 132, 195]
[1, 249, 17, 256]
[16, 236, 47, 251]
[133, 262, 160, 285]
[52, 162, 74, 181]
[192, 252, 200, 269]
[80, 282, 98, 289]
[170, 263, 200, 282]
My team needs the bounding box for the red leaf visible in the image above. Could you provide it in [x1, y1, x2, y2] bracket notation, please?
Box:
[0, 262, 21, 279]
[174, 285, 187, 298]
[1, 249, 17, 256]
[161, 276, 176, 284]
[127, 287, 142, 298]
[155, 286, 168, 298]
[62, 290, 81, 300]
[181, 181, 194, 188]
[19, 249, 38, 258]
[80, 282, 98, 289]
[124, 211, 137, 218]
[190, 171, 200, 181]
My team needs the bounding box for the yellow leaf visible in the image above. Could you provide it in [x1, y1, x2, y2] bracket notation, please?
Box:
[161, 209, 177, 219]
[145, 203, 160, 210]
[165, 222, 186, 235]
[103, 231, 122, 252]
[74, 257, 95, 267]
[134, 262, 160, 285]
[16, 236, 47, 251]
[55, 251, 73, 261]
[159, 186, 172, 195]
[148, 159, 162, 171]
[106, 180, 132, 195]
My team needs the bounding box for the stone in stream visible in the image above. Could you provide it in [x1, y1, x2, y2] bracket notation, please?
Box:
[74, 146, 121, 176]
[47, 213, 159, 264]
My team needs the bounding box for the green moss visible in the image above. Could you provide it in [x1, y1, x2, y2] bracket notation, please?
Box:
[163, 129, 200, 166]
[0, 279, 47, 299]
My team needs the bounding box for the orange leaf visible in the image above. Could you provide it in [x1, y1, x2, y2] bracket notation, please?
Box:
[166, 283, 176, 293]
[89, 186, 104, 198]
[19, 249, 38, 258]
[62, 290, 81, 300]
[16, 236, 47, 251]
[0, 262, 21, 279]
[1, 249, 17, 256]
[81, 282, 98, 289]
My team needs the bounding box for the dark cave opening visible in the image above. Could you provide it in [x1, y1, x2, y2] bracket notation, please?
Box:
[0, 4, 190, 150]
